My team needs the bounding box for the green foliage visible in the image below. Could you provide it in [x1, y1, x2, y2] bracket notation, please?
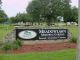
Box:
[10, 13, 32, 23]
[13, 40, 22, 47]
[12, 40, 22, 49]
[0, 24, 14, 41]
[10, 0, 78, 25]
[70, 37, 77, 43]
[2, 43, 12, 52]
[2, 40, 22, 51]
[10, 17, 16, 23]
[64, 6, 78, 22]
[27, 0, 74, 25]
[0, 10, 8, 23]
[11, 43, 20, 50]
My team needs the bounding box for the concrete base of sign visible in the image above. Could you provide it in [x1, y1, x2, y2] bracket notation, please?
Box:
[22, 39, 69, 45]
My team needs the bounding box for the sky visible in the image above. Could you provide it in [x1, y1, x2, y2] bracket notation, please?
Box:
[1, 0, 78, 17]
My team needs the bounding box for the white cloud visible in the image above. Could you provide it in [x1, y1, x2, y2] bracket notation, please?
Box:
[71, 0, 78, 7]
[2, 0, 32, 17]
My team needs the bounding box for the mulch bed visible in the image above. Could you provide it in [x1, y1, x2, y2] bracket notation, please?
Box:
[0, 42, 76, 54]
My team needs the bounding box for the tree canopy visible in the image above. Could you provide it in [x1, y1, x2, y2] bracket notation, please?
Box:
[27, 0, 72, 25]
[0, 10, 8, 23]
[26, 0, 78, 25]
[0, 0, 8, 23]
[9, 0, 78, 25]
[10, 13, 32, 23]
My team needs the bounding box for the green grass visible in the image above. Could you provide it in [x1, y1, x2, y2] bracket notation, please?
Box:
[66, 25, 78, 38]
[0, 49, 76, 60]
[0, 24, 14, 41]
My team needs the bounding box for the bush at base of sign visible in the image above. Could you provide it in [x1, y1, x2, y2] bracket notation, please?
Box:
[70, 37, 77, 43]
[2, 43, 12, 52]
[2, 39, 22, 52]
[12, 40, 22, 50]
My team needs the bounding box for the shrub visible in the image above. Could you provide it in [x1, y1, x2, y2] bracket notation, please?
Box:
[13, 40, 22, 47]
[70, 37, 77, 43]
[12, 44, 20, 49]
[2, 43, 12, 52]
[12, 40, 22, 49]
[2, 40, 22, 52]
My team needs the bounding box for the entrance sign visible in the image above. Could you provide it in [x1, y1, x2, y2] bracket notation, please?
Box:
[16, 29, 68, 40]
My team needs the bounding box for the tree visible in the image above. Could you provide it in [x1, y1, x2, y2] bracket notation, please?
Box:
[27, 0, 71, 26]
[63, 6, 78, 22]
[27, 0, 43, 24]
[71, 7, 78, 22]
[0, 10, 8, 23]
[0, 1, 8, 23]
[10, 17, 16, 23]
[10, 13, 32, 24]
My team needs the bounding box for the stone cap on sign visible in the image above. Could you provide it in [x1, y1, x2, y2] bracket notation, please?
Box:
[14, 25, 68, 29]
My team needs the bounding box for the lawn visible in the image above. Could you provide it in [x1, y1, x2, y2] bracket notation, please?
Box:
[0, 24, 14, 42]
[66, 25, 78, 38]
[0, 49, 76, 60]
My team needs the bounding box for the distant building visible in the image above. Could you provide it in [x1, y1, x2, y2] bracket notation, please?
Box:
[57, 16, 64, 22]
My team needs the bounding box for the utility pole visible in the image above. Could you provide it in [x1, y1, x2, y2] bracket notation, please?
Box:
[0, 0, 2, 4]
[77, 0, 80, 60]
[0, 0, 2, 9]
